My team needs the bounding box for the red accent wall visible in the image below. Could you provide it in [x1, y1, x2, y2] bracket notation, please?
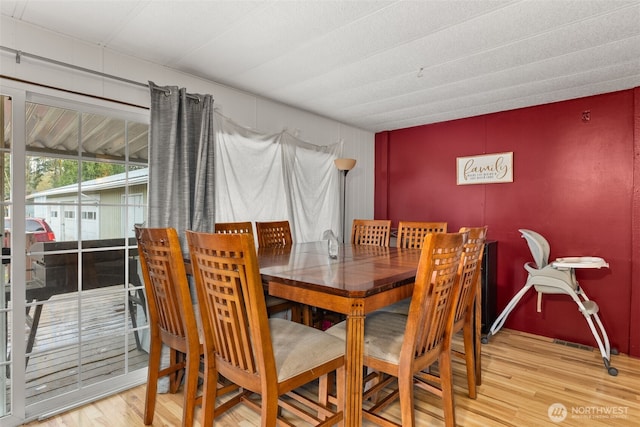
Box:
[375, 89, 639, 357]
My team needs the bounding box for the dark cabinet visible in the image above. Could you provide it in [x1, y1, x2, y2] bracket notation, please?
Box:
[481, 240, 497, 334]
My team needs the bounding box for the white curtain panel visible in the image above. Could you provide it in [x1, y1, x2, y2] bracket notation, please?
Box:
[214, 112, 342, 242]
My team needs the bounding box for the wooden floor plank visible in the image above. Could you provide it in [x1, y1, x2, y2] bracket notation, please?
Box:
[20, 328, 640, 426]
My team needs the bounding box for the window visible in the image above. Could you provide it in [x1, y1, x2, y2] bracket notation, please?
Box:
[81, 212, 96, 220]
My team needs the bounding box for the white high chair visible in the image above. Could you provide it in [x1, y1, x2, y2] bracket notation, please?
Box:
[484, 229, 617, 375]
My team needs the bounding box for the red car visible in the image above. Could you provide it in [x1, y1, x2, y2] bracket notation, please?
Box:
[4, 217, 56, 243]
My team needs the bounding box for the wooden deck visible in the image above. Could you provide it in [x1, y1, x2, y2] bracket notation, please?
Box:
[7, 286, 149, 404]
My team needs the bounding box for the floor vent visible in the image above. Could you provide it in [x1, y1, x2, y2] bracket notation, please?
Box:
[553, 339, 593, 351]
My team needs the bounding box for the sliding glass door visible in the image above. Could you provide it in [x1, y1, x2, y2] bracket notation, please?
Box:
[1, 94, 12, 420]
[1, 86, 150, 425]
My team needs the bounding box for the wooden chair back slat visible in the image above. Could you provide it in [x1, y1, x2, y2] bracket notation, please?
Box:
[404, 232, 465, 362]
[351, 219, 391, 247]
[214, 221, 254, 237]
[453, 226, 487, 329]
[136, 227, 195, 347]
[135, 226, 201, 426]
[187, 231, 274, 382]
[397, 221, 447, 249]
[256, 220, 293, 248]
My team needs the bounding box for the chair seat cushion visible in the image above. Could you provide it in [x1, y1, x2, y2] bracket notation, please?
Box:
[270, 318, 345, 382]
[325, 312, 407, 365]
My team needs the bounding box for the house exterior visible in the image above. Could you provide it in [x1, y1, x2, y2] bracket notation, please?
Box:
[28, 168, 148, 241]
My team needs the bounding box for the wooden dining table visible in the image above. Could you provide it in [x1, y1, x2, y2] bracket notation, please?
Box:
[258, 241, 423, 427]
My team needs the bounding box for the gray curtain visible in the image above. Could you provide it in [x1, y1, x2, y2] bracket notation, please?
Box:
[148, 81, 215, 252]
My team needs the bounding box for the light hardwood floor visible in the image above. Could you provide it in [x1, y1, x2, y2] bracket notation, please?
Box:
[22, 329, 640, 426]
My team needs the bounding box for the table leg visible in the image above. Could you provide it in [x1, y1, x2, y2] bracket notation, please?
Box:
[344, 299, 365, 427]
[474, 276, 482, 385]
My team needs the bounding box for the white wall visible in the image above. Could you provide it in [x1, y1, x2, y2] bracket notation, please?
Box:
[0, 16, 375, 229]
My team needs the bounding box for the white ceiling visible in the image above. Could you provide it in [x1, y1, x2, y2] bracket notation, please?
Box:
[2, 0, 640, 133]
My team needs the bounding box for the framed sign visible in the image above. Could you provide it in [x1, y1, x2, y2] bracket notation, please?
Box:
[457, 152, 513, 185]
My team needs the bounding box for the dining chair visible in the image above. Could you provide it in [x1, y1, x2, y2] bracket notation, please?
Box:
[256, 220, 293, 248]
[326, 232, 466, 427]
[374, 221, 447, 315]
[396, 221, 447, 248]
[186, 230, 346, 427]
[134, 227, 204, 426]
[450, 226, 486, 398]
[351, 219, 392, 247]
[217, 221, 303, 323]
[373, 226, 487, 397]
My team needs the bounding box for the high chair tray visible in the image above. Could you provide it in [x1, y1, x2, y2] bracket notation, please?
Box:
[552, 257, 609, 269]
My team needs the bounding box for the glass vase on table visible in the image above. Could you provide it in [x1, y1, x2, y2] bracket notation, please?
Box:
[323, 229, 339, 259]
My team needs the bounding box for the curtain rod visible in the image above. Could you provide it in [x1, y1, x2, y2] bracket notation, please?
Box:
[0, 45, 200, 101]
[0, 74, 148, 110]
